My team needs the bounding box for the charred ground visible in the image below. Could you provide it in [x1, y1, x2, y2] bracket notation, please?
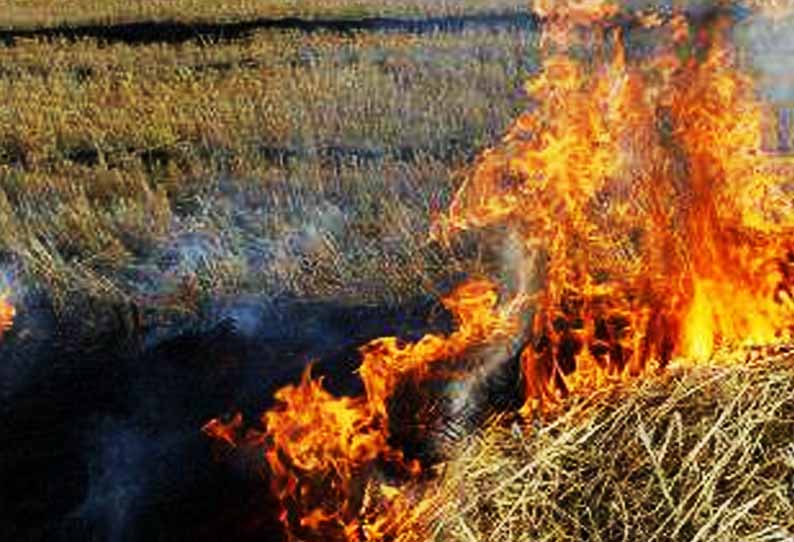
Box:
[0, 289, 453, 541]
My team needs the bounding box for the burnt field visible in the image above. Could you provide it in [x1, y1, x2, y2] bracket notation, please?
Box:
[0, 288, 454, 541]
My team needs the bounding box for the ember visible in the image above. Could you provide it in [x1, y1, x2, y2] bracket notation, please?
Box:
[207, 2, 794, 540]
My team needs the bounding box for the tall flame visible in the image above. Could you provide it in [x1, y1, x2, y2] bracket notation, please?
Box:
[207, 2, 794, 540]
[444, 1, 794, 413]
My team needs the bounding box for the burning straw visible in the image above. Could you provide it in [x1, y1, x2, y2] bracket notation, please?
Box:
[206, 2, 794, 540]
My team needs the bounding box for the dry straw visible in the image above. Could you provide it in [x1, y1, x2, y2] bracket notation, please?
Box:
[428, 350, 794, 541]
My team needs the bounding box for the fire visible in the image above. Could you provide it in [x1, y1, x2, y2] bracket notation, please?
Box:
[0, 292, 14, 340]
[206, 2, 794, 540]
[445, 1, 794, 412]
[263, 279, 516, 540]
[205, 279, 516, 540]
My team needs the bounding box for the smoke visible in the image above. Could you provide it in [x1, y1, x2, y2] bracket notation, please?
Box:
[732, 5, 794, 156]
[439, 229, 541, 441]
[117, 174, 353, 309]
[76, 420, 155, 542]
[387, 227, 543, 461]
[737, 9, 794, 103]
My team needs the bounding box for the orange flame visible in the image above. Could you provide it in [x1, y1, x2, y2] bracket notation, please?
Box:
[206, 279, 515, 540]
[0, 294, 14, 340]
[263, 278, 514, 540]
[207, 3, 794, 540]
[445, 2, 794, 413]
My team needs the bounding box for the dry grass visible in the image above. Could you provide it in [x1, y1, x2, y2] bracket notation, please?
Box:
[430, 351, 794, 542]
[0, 31, 533, 171]
[0, 18, 538, 330]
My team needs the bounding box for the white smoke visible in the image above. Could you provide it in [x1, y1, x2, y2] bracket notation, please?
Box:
[736, 9, 794, 103]
[733, 6, 794, 154]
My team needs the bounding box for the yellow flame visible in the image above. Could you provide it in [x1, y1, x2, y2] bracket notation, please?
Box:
[682, 280, 716, 360]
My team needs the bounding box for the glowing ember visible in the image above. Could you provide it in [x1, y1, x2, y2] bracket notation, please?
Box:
[207, 2, 794, 540]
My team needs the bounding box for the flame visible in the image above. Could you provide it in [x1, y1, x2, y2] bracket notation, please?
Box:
[206, 279, 515, 541]
[0, 292, 14, 340]
[262, 278, 514, 541]
[445, 1, 794, 413]
[206, 2, 794, 540]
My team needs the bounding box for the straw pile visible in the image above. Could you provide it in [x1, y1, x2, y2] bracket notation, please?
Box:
[429, 349, 794, 541]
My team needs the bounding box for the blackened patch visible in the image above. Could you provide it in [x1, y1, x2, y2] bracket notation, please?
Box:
[140, 147, 173, 173]
[0, 292, 451, 541]
[63, 144, 100, 167]
[0, 12, 539, 47]
[255, 142, 476, 168]
[0, 139, 27, 167]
